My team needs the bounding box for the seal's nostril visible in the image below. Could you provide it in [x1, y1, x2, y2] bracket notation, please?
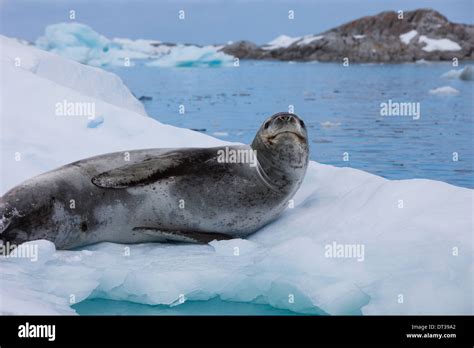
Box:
[278, 115, 290, 122]
[274, 113, 298, 123]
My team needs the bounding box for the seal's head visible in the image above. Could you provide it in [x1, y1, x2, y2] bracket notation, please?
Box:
[259, 112, 308, 147]
[251, 112, 309, 193]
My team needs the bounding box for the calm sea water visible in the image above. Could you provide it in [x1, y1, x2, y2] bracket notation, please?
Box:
[110, 61, 473, 188]
[73, 297, 303, 315]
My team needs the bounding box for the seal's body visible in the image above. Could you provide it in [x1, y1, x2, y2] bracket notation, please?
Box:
[0, 113, 309, 249]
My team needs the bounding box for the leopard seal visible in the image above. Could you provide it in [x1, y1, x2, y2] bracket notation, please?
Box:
[0, 112, 309, 249]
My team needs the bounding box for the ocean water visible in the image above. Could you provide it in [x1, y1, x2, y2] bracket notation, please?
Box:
[110, 61, 473, 188]
[73, 297, 303, 315]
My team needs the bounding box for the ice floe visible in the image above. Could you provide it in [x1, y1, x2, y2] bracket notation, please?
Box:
[429, 86, 460, 96]
[442, 66, 473, 81]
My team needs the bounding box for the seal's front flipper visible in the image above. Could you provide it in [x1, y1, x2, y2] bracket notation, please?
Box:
[133, 227, 233, 244]
[91, 149, 218, 189]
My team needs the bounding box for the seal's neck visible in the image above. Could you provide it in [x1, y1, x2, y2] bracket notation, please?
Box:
[251, 136, 308, 195]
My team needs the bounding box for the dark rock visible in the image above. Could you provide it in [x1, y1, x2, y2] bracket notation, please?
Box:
[220, 40, 268, 59]
[220, 9, 473, 63]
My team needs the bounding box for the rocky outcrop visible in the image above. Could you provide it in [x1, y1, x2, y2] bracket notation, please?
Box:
[221, 9, 474, 62]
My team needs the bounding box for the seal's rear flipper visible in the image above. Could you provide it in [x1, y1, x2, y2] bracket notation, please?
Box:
[133, 227, 233, 244]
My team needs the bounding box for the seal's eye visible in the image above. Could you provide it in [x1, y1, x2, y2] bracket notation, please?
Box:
[299, 120, 306, 128]
[264, 120, 271, 129]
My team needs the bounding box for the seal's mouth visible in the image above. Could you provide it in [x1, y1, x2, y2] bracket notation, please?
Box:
[267, 131, 305, 142]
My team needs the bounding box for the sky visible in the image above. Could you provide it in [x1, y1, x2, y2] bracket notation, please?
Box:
[1, 0, 473, 45]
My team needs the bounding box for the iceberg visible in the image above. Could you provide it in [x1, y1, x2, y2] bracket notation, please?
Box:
[35, 22, 234, 68]
[429, 86, 460, 96]
[146, 45, 234, 67]
[442, 66, 473, 81]
[0, 36, 472, 315]
[35, 22, 114, 65]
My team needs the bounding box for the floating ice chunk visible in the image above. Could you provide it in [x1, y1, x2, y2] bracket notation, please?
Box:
[418, 35, 461, 52]
[35, 23, 234, 68]
[146, 45, 234, 67]
[442, 69, 462, 79]
[320, 121, 341, 128]
[429, 86, 460, 96]
[35, 23, 148, 66]
[415, 59, 430, 64]
[213, 131, 229, 136]
[459, 66, 473, 80]
[113, 38, 166, 56]
[36, 22, 114, 65]
[442, 66, 473, 81]
[400, 30, 418, 44]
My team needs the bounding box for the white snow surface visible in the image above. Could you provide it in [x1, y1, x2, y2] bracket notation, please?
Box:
[263, 35, 301, 50]
[418, 35, 462, 52]
[264, 35, 324, 49]
[400, 30, 418, 45]
[1, 36, 472, 315]
[297, 35, 324, 46]
[35, 22, 234, 67]
[0, 36, 146, 116]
